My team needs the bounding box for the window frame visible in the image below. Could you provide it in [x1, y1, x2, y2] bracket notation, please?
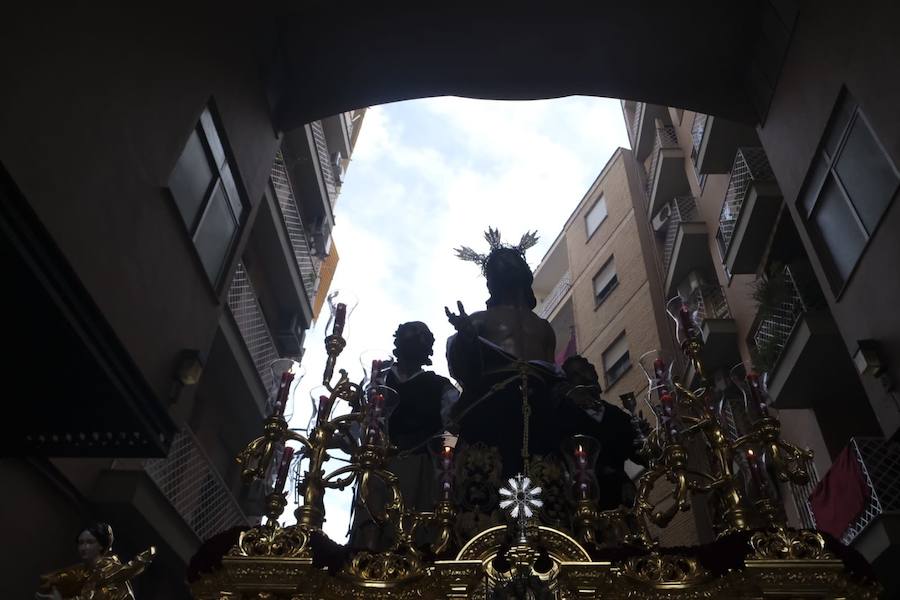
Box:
[800, 90, 900, 297]
[602, 332, 632, 387]
[584, 194, 608, 240]
[168, 103, 248, 293]
[592, 256, 619, 308]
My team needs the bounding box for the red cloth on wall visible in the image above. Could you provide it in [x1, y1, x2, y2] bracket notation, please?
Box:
[808, 445, 870, 540]
[555, 330, 577, 366]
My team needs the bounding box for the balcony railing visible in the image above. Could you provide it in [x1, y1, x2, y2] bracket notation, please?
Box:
[689, 283, 732, 322]
[791, 455, 820, 531]
[645, 125, 680, 197]
[841, 437, 900, 545]
[626, 101, 645, 149]
[144, 428, 249, 543]
[717, 148, 777, 253]
[344, 111, 356, 139]
[538, 273, 572, 319]
[227, 262, 281, 394]
[661, 196, 698, 272]
[271, 152, 319, 300]
[690, 113, 708, 164]
[311, 120, 338, 204]
[750, 265, 821, 374]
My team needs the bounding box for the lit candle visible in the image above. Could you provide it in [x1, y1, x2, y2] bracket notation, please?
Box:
[333, 302, 347, 336]
[746, 373, 768, 417]
[317, 394, 334, 425]
[653, 357, 667, 382]
[370, 359, 382, 385]
[575, 444, 587, 467]
[573, 444, 590, 499]
[274, 446, 295, 493]
[440, 445, 454, 499]
[274, 370, 295, 417]
[365, 391, 385, 444]
[746, 448, 765, 491]
[678, 305, 696, 341]
[660, 391, 676, 417]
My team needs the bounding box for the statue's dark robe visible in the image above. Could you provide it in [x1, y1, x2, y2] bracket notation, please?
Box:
[448, 335, 565, 478]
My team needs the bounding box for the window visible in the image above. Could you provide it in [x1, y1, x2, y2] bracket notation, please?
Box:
[602, 333, 631, 386]
[800, 90, 899, 293]
[584, 195, 607, 238]
[169, 105, 246, 288]
[592, 257, 618, 306]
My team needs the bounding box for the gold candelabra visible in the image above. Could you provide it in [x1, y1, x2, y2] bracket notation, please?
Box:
[628, 300, 815, 542]
[233, 305, 454, 581]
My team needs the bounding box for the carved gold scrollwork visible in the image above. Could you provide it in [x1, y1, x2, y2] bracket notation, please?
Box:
[232, 525, 310, 558]
[749, 527, 833, 560]
[342, 551, 424, 583]
[620, 553, 710, 589]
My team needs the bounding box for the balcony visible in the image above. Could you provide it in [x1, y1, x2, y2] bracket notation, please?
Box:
[812, 438, 900, 593]
[716, 148, 782, 275]
[687, 284, 739, 370]
[646, 123, 691, 220]
[537, 273, 572, 320]
[4, 176, 175, 457]
[659, 197, 711, 296]
[272, 152, 320, 302]
[691, 114, 760, 174]
[623, 101, 672, 162]
[281, 124, 336, 236]
[322, 113, 352, 163]
[144, 428, 250, 543]
[311, 120, 339, 204]
[227, 262, 281, 396]
[749, 264, 850, 408]
[91, 427, 250, 564]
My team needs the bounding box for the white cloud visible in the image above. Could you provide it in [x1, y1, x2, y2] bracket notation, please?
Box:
[285, 95, 630, 541]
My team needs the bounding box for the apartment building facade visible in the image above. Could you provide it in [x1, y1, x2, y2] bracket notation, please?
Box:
[621, 99, 899, 592]
[533, 148, 701, 546]
[0, 8, 363, 596]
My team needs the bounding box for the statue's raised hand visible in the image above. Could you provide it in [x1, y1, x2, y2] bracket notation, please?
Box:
[445, 301, 476, 341]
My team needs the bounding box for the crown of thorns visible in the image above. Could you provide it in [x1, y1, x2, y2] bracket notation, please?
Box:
[454, 227, 539, 272]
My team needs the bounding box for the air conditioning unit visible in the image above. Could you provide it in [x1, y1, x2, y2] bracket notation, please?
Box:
[309, 219, 331, 257]
[331, 151, 344, 184]
[651, 204, 672, 232]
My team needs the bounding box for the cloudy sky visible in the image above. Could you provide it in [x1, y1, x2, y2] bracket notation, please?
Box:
[286, 96, 630, 540]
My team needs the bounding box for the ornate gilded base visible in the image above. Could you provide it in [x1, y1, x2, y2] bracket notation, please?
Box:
[190, 525, 880, 599]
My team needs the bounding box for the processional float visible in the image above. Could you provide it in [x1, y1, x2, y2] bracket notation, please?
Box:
[188, 291, 880, 599]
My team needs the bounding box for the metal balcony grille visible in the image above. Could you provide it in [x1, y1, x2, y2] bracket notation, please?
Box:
[144, 428, 249, 542]
[344, 111, 355, 139]
[311, 120, 337, 204]
[690, 113, 708, 163]
[645, 125, 680, 197]
[690, 283, 732, 322]
[227, 262, 280, 394]
[790, 456, 819, 530]
[842, 437, 900, 545]
[271, 152, 319, 299]
[661, 196, 698, 272]
[537, 273, 572, 319]
[626, 101, 645, 149]
[717, 148, 776, 252]
[721, 396, 740, 442]
[750, 266, 807, 373]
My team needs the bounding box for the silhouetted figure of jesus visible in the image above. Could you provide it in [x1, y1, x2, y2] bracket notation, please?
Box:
[445, 228, 562, 477]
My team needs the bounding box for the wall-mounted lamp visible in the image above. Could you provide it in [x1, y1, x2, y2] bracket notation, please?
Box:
[852, 340, 884, 378]
[175, 349, 205, 386]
